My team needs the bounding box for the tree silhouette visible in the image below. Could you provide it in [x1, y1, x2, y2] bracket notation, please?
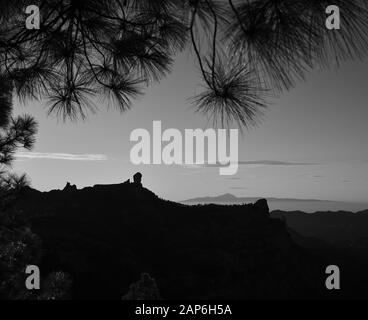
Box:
[122, 273, 161, 300]
[0, 74, 39, 300]
[0, 76, 37, 207]
[0, 77, 73, 300]
[0, 0, 367, 126]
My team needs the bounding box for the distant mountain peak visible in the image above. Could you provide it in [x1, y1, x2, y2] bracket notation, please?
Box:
[218, 193, 238, 200]
[182, 193, 239, 204]
[182, 194, 368, 212]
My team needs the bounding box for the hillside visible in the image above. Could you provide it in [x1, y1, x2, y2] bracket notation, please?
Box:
[272, 209, 368, 257]
[12, 178, 365, 299]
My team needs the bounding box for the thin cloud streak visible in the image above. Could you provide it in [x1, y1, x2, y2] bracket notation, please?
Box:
[179, 160, 319, 170]
[203, 160, 319, 168]
[238, 160, 319, 166]
[16, 152, 108, 161]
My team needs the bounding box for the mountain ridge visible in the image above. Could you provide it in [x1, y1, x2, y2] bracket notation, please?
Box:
[13, 177, 332, 299]
[183, 193, 338, 203]
[13, 177, 368, 299]
[182, 193, 368, 213]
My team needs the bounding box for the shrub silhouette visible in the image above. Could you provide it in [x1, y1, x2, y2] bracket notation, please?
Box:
[122, 273, 161, 300]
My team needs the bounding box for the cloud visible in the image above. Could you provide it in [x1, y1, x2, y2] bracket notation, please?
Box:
[178, 160, 319, 172]
[180, 164, 204, 169]
[15, 152, 108, 161]
[238, 160, 318, 166]
[203, 160, 318, 168]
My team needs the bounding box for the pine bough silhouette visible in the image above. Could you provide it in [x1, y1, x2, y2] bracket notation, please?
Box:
[0, 0, 367, 127]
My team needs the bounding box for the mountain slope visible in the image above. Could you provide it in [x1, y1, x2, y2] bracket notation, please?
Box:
[13, 182, 342, 299]
[272, 210, 368, 256]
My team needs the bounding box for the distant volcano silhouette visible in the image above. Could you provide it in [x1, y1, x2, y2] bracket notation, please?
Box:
[183, 193, 368, 213]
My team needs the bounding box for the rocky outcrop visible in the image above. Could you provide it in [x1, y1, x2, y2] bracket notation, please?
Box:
[63, 182, 77, 192]
[133, 172, 142, 186]
[253, 198, 270, 217]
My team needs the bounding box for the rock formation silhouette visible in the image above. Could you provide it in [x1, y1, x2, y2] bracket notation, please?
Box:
[133, 172, 142, 186]
[63, 182, 77, 192]
[254, 199, 269, 217]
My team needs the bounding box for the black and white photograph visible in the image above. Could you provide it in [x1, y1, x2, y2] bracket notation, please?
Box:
[1, 0, 368, 311]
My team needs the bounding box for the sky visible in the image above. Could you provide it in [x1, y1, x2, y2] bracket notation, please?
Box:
[12, 50, 368, 204]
